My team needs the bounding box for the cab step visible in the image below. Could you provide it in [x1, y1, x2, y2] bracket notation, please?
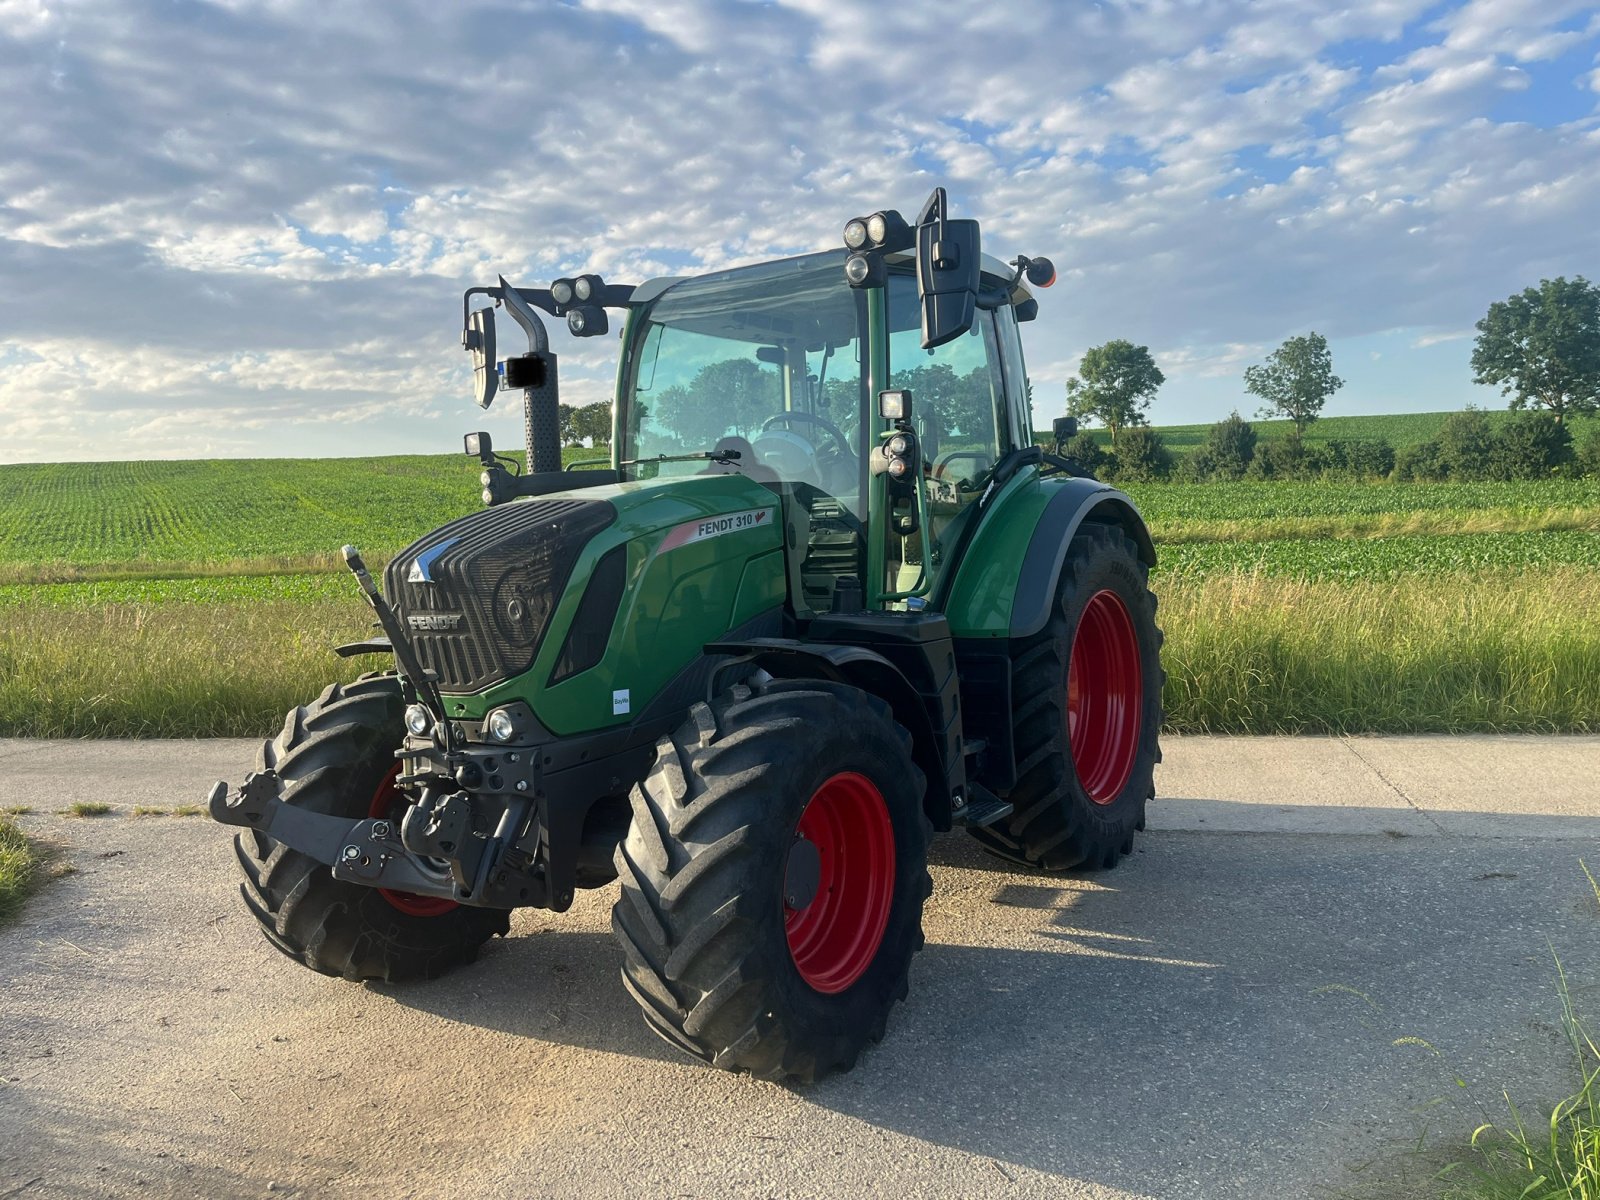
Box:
[954, 784, 1013, 829]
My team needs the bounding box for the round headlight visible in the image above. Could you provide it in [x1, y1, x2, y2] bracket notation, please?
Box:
[404, 704, 433, 736]
[486, 708, 516, 743]
[567, 309, 587, 335]
[843, 219, 868, 250]
[886, 456, 909, 478]
[574, 275, 593, 301]
[866, 213, 887, 246]
[887, 434, 909, 455]
[482, 487, 495, 505]
[844, 254, 872, 286]
[551, 279, 574, 306]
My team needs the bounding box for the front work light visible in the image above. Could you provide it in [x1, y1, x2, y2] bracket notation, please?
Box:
[405, 704, 433, 736]
[485, 708, 517, 743]
[567, 306, 609, 337]
[573, 274, 602, 302]
[843, 219, 869, 250]
[550, 278, 575, 306]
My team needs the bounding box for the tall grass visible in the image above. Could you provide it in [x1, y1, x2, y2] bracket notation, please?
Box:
[1437, 949, 1600, 1199]
[0, 814, 49, 924]
[1158, 568, 1600, 733]
[0, 599, 379, 737]
[1, 568, 1596, 737]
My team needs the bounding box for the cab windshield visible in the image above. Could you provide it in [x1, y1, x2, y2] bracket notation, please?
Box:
[622, 252, 866, 507]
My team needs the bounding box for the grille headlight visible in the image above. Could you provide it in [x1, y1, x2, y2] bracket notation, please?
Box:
[404, 704, 433, 736]
[486, 708, 517, 743]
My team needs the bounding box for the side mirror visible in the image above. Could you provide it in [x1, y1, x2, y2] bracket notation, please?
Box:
[1053, 416, 1077, 449]
[915, 187, 981, 350]
[465, 307, 497, 410]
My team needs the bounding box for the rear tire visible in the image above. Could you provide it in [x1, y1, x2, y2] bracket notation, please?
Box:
[611, 679, 930, 1083]
[970, 523, 1163, 871]
[233, 675, 510, 982]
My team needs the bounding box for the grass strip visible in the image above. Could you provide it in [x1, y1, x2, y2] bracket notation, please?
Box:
[1, 570, 1596, 738]
[1437, 951, 1600, 1199]
[0, 814, 50, 924]
[1153, 567, 1600, 733]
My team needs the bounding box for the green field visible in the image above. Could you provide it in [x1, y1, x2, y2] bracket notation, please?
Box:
[1, 448, 1597, 737]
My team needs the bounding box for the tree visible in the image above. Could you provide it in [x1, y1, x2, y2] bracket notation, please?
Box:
[1471, 276, 1600, 425]
[1244, 332, 1343, 441]
[1065, 340, 1164, 450]
[653, 358, 780, 448]
[1106, 427, 1173, 482]
[573, 402, 612, 446]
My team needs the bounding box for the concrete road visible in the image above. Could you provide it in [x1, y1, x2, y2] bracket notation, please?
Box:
[1, 735, 1597, 1199]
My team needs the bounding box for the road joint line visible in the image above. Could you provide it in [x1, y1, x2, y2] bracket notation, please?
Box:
[1338, 736, 1450, 835]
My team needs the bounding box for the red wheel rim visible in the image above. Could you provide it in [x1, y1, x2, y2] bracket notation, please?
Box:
[1067, 589, 1144, 806]
[784, 771, 896, 995]
[368, 764, 458, 917]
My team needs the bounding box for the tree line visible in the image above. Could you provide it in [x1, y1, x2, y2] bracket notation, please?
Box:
[1060, 275, 1600, 482]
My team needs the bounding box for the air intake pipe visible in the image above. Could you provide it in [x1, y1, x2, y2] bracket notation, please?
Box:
[497, 275, 562, 475]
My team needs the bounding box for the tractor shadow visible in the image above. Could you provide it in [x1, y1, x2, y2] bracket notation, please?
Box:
[388, 817, 1600, 1196]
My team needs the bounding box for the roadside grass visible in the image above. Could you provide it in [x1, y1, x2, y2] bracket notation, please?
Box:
[0, 597, 381, 737]
[66, 802, 114, 817]
[0, 813, 52, 924]
[1159, 567, 1600, 733]
[1434, 953, 1600, 1199]
[1, 568, 1596, 737]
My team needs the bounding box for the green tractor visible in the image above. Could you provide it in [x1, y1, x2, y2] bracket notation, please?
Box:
[209, 189, 1163, 1082]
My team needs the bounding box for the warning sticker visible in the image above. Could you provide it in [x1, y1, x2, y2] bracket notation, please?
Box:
[658, 507, 776, 553]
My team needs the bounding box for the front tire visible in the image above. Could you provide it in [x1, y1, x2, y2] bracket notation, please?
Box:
[970, 523, 1163, 871]
[611, 679, 931, 1083]
[233, 676, 510, 983]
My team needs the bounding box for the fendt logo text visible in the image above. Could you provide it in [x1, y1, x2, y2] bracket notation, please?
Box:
[408, 612, 464, 632]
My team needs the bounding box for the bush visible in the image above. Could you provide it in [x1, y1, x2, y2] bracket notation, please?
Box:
[1245, 437, 1314, 481]
[1105, 428, 1173, 482]
[1393, 440, 1447, 482]
[1578, 434, 1600, 478]
[1489, 412, 1575, 480]
[1063, 431, 1108, 475]
[1320, 438, 1395, 479]
[1201, 412, 1257, 480]
[1437, 408, 1495, 480]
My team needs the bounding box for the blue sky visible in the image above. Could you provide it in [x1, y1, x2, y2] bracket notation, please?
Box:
[1, 0, 1597, 461]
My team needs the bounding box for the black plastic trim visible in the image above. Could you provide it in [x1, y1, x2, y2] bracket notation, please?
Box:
[1011, 482, 1155, 639]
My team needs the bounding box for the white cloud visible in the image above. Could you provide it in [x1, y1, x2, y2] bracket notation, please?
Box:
[0, 0, 1597, 461]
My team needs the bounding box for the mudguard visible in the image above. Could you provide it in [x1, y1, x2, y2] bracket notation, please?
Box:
[941, 472, 1154, 641]
[1010, 478, 1154, 638]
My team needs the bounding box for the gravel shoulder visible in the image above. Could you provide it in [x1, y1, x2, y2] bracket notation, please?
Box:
[2, 735, 1598, 1199]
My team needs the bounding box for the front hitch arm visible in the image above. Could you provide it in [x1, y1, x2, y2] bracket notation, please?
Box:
[207, 771, 458, 901]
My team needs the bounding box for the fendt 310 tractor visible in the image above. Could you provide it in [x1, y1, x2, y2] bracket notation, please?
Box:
[209, 189, 1163, 1082]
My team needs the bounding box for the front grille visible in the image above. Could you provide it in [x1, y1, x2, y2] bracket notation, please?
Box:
[385, 497, 617, 693]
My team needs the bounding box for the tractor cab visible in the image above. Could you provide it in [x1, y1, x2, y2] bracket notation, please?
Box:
[617, 246, 1039, 616]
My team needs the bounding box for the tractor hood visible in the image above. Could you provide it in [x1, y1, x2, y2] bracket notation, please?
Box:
[386, 473, 787, 736]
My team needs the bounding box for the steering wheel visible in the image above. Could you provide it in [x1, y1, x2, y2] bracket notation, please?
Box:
[760, 411, 853, 459]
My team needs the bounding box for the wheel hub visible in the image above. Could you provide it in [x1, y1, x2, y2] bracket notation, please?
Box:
[1067, 588, 1144, 806]
[783, 771, 896, 995]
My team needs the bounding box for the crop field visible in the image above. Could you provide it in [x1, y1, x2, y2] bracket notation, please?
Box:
[1, 451, 1597, 737]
